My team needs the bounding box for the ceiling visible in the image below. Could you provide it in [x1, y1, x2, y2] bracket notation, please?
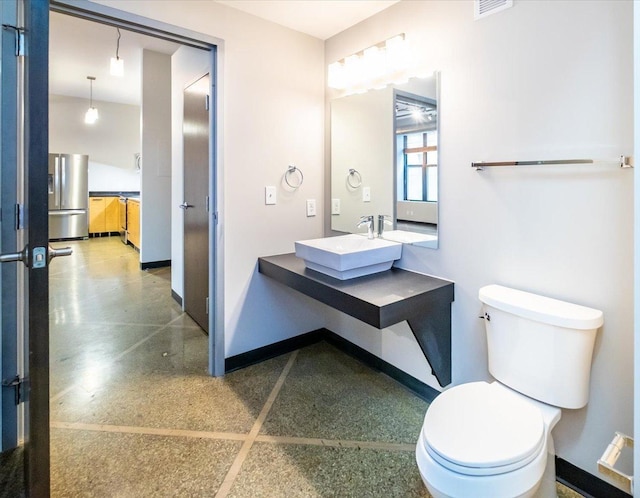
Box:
[50, 12, 181, 106]
[213, 0, 400, 40]
[49, 1, 400, 105]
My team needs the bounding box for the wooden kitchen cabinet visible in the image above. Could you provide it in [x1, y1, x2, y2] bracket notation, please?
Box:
[127, 199, 140, 249]
[89, 196, 119, 234]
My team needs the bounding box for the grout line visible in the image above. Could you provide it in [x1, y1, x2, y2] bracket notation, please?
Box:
[112, 313, 186, 361]
[215, 350, 299, 498]
[50, 421, 248, 442]
[49, 420, 416, 454]
[50, 313, 188, 403]
[254, 435, 416, 452]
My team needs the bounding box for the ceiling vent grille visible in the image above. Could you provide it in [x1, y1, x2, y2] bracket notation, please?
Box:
[474, 0, 513, 20]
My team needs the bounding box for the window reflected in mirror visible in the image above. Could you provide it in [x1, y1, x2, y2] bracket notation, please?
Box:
[395, 92, 438, 241]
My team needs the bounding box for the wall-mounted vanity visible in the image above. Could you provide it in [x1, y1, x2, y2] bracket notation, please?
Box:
[330, 71, 440, 249]
[259, 253, 454, 387]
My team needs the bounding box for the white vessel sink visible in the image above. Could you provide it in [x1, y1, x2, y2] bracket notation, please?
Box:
[294, 234, 402, 280]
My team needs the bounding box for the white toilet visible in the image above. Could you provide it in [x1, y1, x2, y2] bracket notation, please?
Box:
[416, 284, 603, 498]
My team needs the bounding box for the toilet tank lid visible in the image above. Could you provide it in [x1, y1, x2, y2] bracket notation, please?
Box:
[479, 284, 603, 330]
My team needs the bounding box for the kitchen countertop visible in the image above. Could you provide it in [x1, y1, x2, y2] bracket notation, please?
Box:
[89, 191, 140, 198]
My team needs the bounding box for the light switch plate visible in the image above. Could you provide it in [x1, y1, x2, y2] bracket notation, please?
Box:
[306, 199, 316, 217]
[265, 186, 276, 205]
[363, 186, 371, 202]
[331, 198, 340, 215]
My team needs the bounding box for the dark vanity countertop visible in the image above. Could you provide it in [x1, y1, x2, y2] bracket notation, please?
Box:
[258, 253, 454, 329]
[89, 191, 140, 198]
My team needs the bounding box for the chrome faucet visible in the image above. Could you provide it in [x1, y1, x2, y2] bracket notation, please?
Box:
[357, 215, 375, 239]
[377, 215, 392, 238]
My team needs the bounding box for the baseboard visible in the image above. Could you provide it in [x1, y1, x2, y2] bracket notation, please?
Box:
[224, 328, 439, 403]
[140, 260, 171, 270]
[322, 330, 439, 403]
[171, 289, 182, 306]
[556, 457, 631, 498]
[224, 329, 325, 373]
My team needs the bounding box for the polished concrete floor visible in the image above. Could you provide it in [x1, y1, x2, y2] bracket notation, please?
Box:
[46, 237, 585, 497]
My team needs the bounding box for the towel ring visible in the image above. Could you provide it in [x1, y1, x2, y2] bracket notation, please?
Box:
[285, 165, 304, 189]
[347, 168, 362, 188]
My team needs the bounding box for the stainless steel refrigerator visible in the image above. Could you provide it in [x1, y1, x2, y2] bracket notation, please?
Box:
[48, 153, 89, 240]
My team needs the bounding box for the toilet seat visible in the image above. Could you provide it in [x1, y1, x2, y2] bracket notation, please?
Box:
[422, 382, 545, 477]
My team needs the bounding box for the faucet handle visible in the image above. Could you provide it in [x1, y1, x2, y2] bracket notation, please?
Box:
[378, 214, 393, 226]
[376, 215, 393, 238]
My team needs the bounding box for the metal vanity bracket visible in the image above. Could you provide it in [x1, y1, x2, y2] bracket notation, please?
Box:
[258, 253, 454, 387]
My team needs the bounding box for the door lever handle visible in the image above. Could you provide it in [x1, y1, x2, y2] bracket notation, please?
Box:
[47, 245, 72, 263]
[179, 202, 194, 210]
[0, 244, 72, 268]
[0, 246, 28, 264]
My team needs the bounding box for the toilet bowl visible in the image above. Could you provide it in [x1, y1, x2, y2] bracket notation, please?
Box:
[415, 381, 560, 498]
[416, 285, 603, 498]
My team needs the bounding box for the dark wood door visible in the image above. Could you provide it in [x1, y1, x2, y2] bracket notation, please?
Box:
[182, 74, 210, 332]
[0, 1, 53, 496]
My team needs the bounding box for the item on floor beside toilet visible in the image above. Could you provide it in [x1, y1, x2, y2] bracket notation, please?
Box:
[416, 284, 603, 498]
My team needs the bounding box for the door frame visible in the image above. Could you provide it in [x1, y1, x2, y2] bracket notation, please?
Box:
[50, 0, 225, 376]
[1, 0, 21, 452]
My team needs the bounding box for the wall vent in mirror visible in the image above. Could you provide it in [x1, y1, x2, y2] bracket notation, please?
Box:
[474, 0, 513, 20]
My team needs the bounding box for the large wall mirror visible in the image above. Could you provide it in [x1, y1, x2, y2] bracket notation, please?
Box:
[330, 71, 440, 249]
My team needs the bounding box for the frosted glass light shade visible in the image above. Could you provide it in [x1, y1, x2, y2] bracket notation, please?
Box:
[110, 57, 124, 77]
[84, 107, 99, 124]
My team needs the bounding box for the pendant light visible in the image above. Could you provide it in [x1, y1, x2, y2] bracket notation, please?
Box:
[110, 27, 124, 77]
[84, 76, 98, 125]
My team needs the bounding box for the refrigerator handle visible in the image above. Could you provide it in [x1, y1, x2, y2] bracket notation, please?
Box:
[54, 155, 61, 209]
[60, 155, 66, 209]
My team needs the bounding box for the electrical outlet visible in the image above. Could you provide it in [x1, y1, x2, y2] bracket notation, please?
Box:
[363, 186, 371, 202]
[265, 186, 276, 205]
[306, 199, 316, 217]
[331, 198, 341, 215]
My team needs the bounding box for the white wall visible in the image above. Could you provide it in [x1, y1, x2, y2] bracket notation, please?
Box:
[96, 0, 328, 354]
[171, 46, 210, 298]
[330, 87, 394, 234]
[140, 49, 172, 264]
[326, 0, 634, 486]
[49, 94, 140, 191]
[634, 0, 639, 488]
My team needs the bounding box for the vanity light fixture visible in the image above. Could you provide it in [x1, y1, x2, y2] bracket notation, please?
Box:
[84, 76, 99, 125]
[110, 27, 124, 77]
[328, 34, 416, 94]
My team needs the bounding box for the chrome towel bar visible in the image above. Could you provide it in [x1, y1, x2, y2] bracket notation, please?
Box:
[472, 155, 633, 170]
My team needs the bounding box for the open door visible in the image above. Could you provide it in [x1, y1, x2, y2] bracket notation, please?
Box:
[0, 1, 69, 495]
[182, 74, 210, 333]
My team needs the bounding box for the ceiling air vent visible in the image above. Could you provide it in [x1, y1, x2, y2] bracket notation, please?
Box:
[474, 0, 513, 20]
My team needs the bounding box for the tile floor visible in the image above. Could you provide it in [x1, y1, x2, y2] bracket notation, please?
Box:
[44, 237, 585, 497]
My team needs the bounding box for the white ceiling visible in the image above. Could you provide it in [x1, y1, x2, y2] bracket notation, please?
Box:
[49, 1, 400, 105]
[50, 12, 181, 106]
[213, 0, 400, 40]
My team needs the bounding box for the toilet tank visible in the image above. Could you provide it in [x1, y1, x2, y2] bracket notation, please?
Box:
[479, 285, 603, 409]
